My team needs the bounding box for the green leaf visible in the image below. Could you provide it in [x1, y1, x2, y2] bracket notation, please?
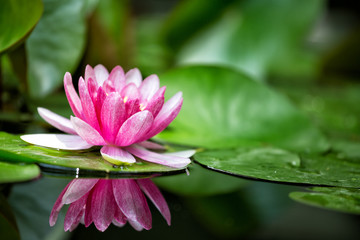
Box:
[161, 0, 236, 50]
[26, 0, 87, 98]
[175, 0, 323, 79]
[158, 65, 329, 152]
[0, 162, 40, 183]
[0, 132, 186, 178]
[194, 146, 360, 188]
[154, 164, 246, 196]
[290, 187, 360, 214]
[0, 0, 43, 53]
[0, 193, 20, 240]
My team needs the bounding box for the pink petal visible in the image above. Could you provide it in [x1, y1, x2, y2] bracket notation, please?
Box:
[126, 146, 191, 168]
[121, 83, 141, 117]
[141, 92, 183, 140]
[20, 134, 93, 150]
[87, 77, 99, 103]
[37, 107, 77, 135]
[62, 179, 99, 204]
[143, 86, 165, 118]
[64, 72, 83, 118]
[136, 141, 166, 150]
[115, 110, 154, 146]
[128, 219, 144, 231]
[113, 207, 127, 226]
[125, 68, 142, 87]
[68, 208, 84, 232]
[79, 77, 100, 131]
[84, 65, 95, 84]
[71, 116, 106, 145]
[91, 180, 116, 232]
[137, 179, 171, 225]
[109, 65, 126, 92]
[164, 149, 196, 158]
[49, 181, 71, 226]
[64, 193, 89, 231]
[100, 93, 125, 143]
[100, 146, 136, 165]
[139, 74, 159, 102]
[94, 64, 109, 86]
[84, 188, 94, 227]
[112, 179, 152, 230]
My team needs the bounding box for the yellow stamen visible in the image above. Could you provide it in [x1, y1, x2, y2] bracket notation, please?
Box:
[123, 96, 128, 103]
[139, 103, 146, 111]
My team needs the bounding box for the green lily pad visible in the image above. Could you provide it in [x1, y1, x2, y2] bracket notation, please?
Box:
[0, 162, 40, 183]
[26, 0, 87, 98]
[158, 66, 329, 153]
[194, 146, 360, 188]
[0, 0, 43, 53]
[0, 132, 186, 178]
[290, 187, 360, 214]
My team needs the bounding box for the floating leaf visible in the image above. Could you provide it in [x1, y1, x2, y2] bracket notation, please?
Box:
[290, 187, 360, 214]
[0, 132, 186, 178]
[158, 66, 329, 153]
[26, 0, 87, 98]
[194, 146, 360, 188]
[0, 162, 40, 183]
[0, 0, 43, 53]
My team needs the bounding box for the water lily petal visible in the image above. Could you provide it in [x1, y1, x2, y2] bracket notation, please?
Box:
[125, 68, 142, 87]
[49, 182, 71, 226]
[91, 180, 116, 232]
[113, 179, 152, 230]
[64, 72, 83, 118]
[137, 179, 171, 225]
[79, 77, 100, 131]
[20, 134, 93, 150]
[87, 77, 99, 103]
[84, 187, 94, 227]
[100, 146, 136, 165]
[101, 93, 125, 143]
[139, 74, 159, 102]
[94, 64, 109, 86]
[62, 179, 99, 204]
[115, 110, 153, 146]
[109, 65, 126, 92]
[142, 92, 183, 140]
[126, 145, 191, 168]
[113, 207, 127, 226]
[144, 86, 165, 118]
[128, 219, 144, 231]
[71, 116, 106, 145]
[164, 149, 196, 158]
[84, 65, 95, 84]
[136, 141, 166, 150]
[38, 107, 77, 135]
[68, 208, 84, 232]
[64, 193, 89, 231]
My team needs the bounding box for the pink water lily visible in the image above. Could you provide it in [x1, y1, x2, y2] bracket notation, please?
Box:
[50, 178, 170, 232]
[21, 65, 194, 168]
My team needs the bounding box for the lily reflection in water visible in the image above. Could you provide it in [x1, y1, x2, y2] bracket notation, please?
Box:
[50, 178, 170, 232]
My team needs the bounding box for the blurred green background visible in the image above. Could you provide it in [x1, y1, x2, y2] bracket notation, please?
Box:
[1, 0, 360, 239]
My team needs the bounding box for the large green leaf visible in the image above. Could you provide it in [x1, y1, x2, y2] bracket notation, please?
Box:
[0, 162, 40, 183]
[175, 0, 323, 79]
[194, 146, 360, 188]
[0, 132, 186, 178]
[290, 187, 360, 214]
[26, 0, 87, 98]
[0, 0, 43, 53]
[157, 66, 328, 152]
